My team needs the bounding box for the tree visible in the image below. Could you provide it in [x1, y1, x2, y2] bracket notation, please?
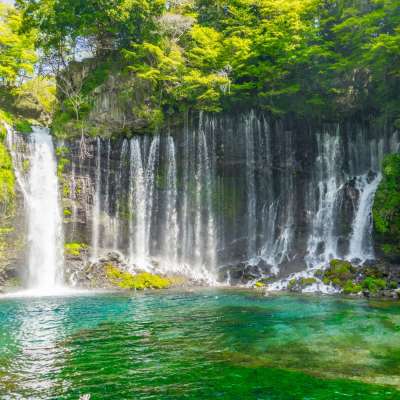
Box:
[0, 4, 37, 89]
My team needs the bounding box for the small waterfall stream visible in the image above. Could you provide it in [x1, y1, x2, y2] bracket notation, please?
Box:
[347, 173, 382, 261]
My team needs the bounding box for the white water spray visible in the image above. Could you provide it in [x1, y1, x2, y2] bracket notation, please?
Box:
[347, 173, 382, 261]
[8, 127, 64, 291]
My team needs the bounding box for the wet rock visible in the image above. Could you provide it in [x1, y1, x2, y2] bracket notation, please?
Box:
[218, 258, 273, 285]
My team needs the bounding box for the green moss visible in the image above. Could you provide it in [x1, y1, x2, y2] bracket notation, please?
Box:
[388, 280, 398, 289]
[323, 259, 355, 287]
[56, 146, 70, 157]
[63, 182, 71, 198]
[287, 278, 297, 290]
[361, 277, 387, 294]
[57, 157, 70, 178]
[0, 141, 15, 217]
[22, 159, 30, 173]
[343, 280, 362, 294]
[373, 154, 400, 260]
[0, 125, 6, 141]
[65, 242, 88, 257]
[300, 277, 317, 287]
[106, 265, 171, 290]
[14, 119, 33, 134]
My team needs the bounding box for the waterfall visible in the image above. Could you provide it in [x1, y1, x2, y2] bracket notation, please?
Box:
[103, 139, 112, 248]
[245, 113, 257, 259]
[347, 173, 382, 261]
[60, 112, 399, 284]
[70, 160, 78, 238]
[128, 138, 146, 262]
[163, 137, 179, 265]
[7, 126, 64, 291]
[113, 139, 128, 251]
[305, 130, 343, 267]
[127, 136, 159, 265]
[91, 138, 101, 260]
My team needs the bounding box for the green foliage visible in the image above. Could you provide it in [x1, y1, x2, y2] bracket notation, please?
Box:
[12, 77, 56, 117]
[373, 154, 400, 260]
[57, 157, 70, 178]
[15, 0, 400, 131]
[106, 265, 171, 290]
[323, 259, 356, 287]
[361, 277, 386, 294]
[56, 145, 70, 157]
[343, 280, 362, 295]
[0, 140, 15, 218]
[65, 242, 88, 257]
[14, 119, 32, 133]
[300, 277, 317, 287]
[0, 4, 37, 88]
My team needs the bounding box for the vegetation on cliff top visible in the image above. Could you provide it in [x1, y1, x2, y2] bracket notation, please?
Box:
[11, 0, 400, 135]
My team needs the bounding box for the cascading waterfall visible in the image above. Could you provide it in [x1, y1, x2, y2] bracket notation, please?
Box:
[245, 114, 257, 259]
[7, 126, 64, 291]
[91, 137, 101, 260]
[347, 173, 382, 261]
[62, 112, 399, 285]
[163, 137, 179, 265]
[113, 139, 128, 251]
[305, 130, 343, 267]
[128, 138, 146, 262]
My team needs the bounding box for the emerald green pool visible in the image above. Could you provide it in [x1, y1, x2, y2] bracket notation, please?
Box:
[1, 290, 400, 399]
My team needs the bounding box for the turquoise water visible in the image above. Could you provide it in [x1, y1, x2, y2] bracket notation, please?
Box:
[0, 290, 400, 399]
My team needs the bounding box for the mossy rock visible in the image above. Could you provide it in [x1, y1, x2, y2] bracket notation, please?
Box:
[361, 277, 387, 294]
[323, 259, 356, 288]
[300, 277, 317, 287]
[106, 265, 171, 290]
[65, 242, 88, 257]
[343, 280, 362, 295]
[287, 277, 317, 292]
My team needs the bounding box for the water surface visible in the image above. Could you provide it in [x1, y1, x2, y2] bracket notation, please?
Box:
[0, 290, 400, 399]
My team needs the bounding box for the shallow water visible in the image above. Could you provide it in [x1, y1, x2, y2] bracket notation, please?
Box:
[0, 290, 400, 399]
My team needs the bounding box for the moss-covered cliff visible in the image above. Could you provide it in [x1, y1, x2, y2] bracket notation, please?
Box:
[0, 116, 25, 289]
[373, 154, 400, 262]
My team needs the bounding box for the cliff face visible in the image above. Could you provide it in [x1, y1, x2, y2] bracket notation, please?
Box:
[56, 111, 399, 284]
[53, 62, 166, 139]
